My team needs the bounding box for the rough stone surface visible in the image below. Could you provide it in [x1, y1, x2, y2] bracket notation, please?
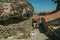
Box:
[0, 0, 34, 21]
[0, 18, 32, 39]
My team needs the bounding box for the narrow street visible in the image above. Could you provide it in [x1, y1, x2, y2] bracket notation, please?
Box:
[28, 29, 48, 40]
[27, 29, 52, 40]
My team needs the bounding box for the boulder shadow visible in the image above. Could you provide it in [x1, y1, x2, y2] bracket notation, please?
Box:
[0, 17, 28, 26]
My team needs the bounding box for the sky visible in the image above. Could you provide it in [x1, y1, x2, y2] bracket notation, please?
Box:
[28, 0, 57, 13]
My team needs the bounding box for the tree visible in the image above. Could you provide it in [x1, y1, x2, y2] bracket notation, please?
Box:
[52, 0, 60, 10]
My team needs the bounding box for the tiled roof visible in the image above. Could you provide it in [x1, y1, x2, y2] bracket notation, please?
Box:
[40, 11, 60, 22]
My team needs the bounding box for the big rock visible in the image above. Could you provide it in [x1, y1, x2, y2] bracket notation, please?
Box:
[0, 0, 34, 21]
